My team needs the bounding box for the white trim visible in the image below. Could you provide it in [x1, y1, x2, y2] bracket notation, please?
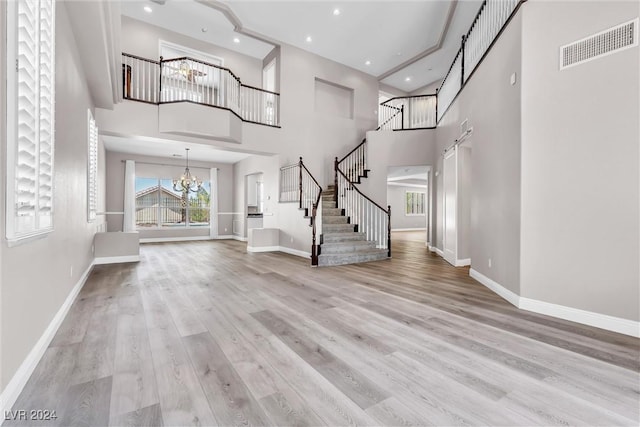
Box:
[93, 255, 140, 265]
[215, 235, 234, 239]
[233, 236, 248, 242]
[0, 262, 93, 419]
[430, 246, 444, 257]
[469, 269, 640, 338]
[277, 246, 311, 259]
[140, 236, 212, 243]
[470, 268, 520, 307]
[455, 258, 471, 267]
[392, 228, 427, 232]
[246, 245, 310, 259]
[247, 245, 280, 253]
[519, 297, 640, 338]
[386, 182, 428, 189]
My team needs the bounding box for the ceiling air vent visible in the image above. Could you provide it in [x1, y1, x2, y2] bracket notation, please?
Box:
[559, 18, 638, 70]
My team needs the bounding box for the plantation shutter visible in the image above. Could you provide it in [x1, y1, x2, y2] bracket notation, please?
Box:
[87, 110, 98, 221]
[7, 0, 56, 242]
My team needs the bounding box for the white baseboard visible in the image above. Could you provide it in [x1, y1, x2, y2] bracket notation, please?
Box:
[247, 245, 280, 253]
[233, 235, 248, 242]
[215, 235, 234, 239]
[140, 236, 212, 243]
[470, 268, 520, 307]
[93, 255, 140, 265]
[469, 268, 640, 338]
[277, 246, 311, 259]
[0, 262, 94, 419]
[246, 245, 310, 259]
[455, 258, 471, 267]
[519, 297, 640, 338]
[433, 247, 444, 257]
[391, 228, 427, 232]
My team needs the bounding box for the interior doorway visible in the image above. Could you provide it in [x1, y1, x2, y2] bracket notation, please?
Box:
[387, 165, 431, 247]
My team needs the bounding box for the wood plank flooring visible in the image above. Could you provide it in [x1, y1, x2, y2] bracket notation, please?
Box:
[7, 235, 640, 426]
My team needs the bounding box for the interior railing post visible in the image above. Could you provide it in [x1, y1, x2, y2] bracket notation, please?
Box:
[158, 56, 163, 101]
[298, 157, 303, 209]
[461, 35, 466, 85]
[334, 157, 339, 204]
[311, 203, 318, 266]
[387, 205, 391, 257]
[401, 105, 405, 130]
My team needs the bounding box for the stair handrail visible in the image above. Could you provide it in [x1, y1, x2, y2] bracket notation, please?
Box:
[377, 103, 404, 130]
[298, 157, 323, 266]
[335, 157, 391, 257]
[336, 137, 368, 192]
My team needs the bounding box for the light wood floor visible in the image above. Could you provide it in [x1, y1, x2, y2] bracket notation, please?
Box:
[8, 237, 640, 426]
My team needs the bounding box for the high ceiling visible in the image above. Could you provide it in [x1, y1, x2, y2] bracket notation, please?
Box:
[121, 0, 482, 92]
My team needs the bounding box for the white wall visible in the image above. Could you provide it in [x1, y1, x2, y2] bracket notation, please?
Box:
[359, 129, 438, 243]
[105, 151, 234, 239]
[387, 185, 428, 230]
[434, 11, 522, 294]
[1, 2, 106, 392]
[520, 0, 640, 321]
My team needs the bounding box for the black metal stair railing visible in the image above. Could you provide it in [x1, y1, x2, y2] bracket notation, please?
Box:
[278, 158, 323, 265]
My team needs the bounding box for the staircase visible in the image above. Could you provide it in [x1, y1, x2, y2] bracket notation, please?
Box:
[318, 185, 389, 267]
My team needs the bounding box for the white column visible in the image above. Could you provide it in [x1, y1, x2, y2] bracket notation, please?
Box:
[123, 160, 136, 232]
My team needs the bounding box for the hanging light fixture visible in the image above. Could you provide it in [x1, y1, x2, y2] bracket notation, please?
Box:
[173, 148, 202, 193]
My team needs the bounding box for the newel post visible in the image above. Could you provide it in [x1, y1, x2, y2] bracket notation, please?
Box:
[334, 157, 339, 205]
[159, 56, 163, 99]
[387, 205, 392, 258]
[298, 157, 303, 209]
[311, 203, 318, 266]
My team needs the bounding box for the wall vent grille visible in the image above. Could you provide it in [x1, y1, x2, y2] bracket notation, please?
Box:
[560, 18, 638, 70]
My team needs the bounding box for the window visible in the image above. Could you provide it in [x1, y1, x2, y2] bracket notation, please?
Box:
[406, 191, 426, 215]
[5, 0, 56, 243]
[135, 178, 211, 228]
[87, 110, 98, 222]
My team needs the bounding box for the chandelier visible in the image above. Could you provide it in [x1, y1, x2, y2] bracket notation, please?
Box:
[173, 148, 202, 193]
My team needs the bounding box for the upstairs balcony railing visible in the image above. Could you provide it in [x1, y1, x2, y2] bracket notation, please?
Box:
[379, 94, 437, 130]
[121, 53, 280, 127]
[378, 0, 524, 130]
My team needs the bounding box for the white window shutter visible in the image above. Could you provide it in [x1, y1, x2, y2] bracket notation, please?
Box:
[6, 0, 56, 243]
[87, 110, 98, 222]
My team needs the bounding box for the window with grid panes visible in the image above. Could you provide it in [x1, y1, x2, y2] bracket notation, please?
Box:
[6, 0, 56, 243]
[405, 191, 425, 215]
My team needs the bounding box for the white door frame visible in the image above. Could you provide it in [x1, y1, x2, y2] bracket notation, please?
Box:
[442, 147, 457, 266]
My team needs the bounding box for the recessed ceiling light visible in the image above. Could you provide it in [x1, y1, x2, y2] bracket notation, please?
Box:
[233, 37, 240, 43]
[365, 60, 371, 66]
[405, 77, 412, 82]
[305, 36, 313, 43]
[396, 52, 402, 56]
[143, 5, 152, 13]
[333, 8, 341, 16]
[201, 28, 208, 33]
